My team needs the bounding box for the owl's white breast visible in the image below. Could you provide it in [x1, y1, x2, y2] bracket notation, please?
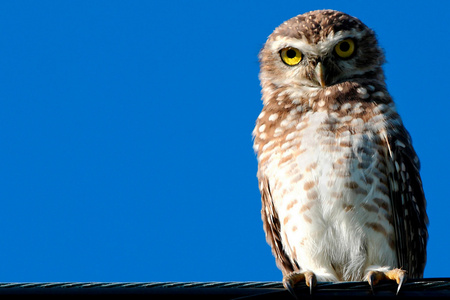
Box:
[259, 108, 398, 281]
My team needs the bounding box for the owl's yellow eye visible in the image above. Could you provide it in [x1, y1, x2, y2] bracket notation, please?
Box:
[335, 39, 355, 58]
[280, 47, 302, 66]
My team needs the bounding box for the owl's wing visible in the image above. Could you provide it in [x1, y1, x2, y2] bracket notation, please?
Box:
[386, 127, 428, 278]
[259, 174, 296, 276]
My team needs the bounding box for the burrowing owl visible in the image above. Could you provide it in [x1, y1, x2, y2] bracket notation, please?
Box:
[253, 9, 428, 295]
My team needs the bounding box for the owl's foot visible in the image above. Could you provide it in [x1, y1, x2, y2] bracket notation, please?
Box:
[367, 268, 407, 295]
[283, 271, 317, 298]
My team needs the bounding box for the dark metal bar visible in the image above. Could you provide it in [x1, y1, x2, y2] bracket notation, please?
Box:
[0, 279, 448, 298]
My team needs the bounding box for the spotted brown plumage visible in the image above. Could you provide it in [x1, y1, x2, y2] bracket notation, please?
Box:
[253, 9, 428, 295]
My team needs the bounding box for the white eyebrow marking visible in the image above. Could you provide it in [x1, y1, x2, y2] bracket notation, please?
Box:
[269, 28, 365, 56]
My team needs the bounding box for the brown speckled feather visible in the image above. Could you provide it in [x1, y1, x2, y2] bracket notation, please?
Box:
[259, 174, 296, 276]
[387, 128, 428, 277]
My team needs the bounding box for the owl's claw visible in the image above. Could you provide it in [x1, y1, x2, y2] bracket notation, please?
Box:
[283, 280, 297, 299]
[396, 272, 406, 295]
[367, 268, 407, 295]
[282, 271, 316, 298]
[368, 273, 375, 294]
[308, 275, 316, 294]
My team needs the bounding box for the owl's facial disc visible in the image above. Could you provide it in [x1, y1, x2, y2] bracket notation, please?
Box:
[271, 37, 355, 88]
[266, 29, 383, 88]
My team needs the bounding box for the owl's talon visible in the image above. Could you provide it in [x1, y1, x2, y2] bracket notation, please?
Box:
[282, 271, 316, 297]
[308, 272, 317, 294]
[283, 281, 297, 300]
[396, 271, 407, 295]
[366, 269, 407, 295]
[368, 273, 376, 294]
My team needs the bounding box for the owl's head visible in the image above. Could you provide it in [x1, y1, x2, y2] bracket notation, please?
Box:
[260, 10, 385, 91]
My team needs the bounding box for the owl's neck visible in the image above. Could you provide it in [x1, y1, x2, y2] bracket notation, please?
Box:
[261, 77, 391, 112]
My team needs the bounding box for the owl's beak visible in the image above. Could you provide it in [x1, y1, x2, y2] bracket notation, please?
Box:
[315, 62, 326, 87]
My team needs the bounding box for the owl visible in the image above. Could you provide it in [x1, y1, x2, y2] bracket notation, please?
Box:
[253, 10, 428, 295]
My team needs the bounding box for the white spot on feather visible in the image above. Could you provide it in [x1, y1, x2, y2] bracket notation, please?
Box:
[372, 91, 385, 98]
[269, 113, 279, 121]
[259, 124, 266, 132]
[258, 111, 266, 119]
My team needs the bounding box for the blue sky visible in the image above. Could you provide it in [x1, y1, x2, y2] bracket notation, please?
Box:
[0, 0, 449, 283]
